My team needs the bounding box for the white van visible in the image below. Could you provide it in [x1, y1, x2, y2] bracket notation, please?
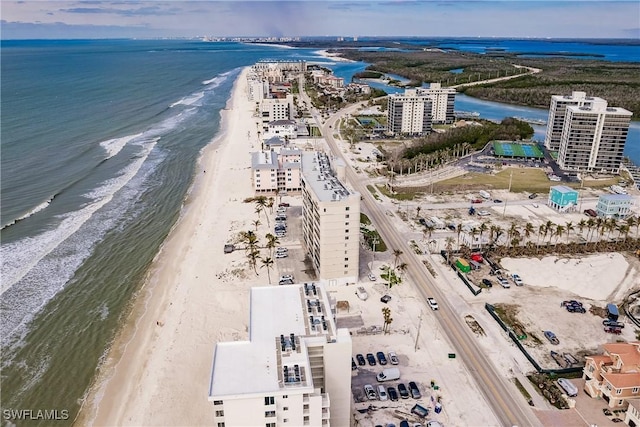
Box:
[377, 385, 387, 401]
[557, 378, 578, 397]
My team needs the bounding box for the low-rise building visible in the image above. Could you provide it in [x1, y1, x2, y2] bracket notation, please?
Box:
[583, 342, 640, 409]
[596, 194, 635, 219]
[208, 283, 352, 427]
[265, 119, 298, 140]
[251, 149, 302, 194]
[625, 398, 640, 426]
[547, 185, 579, 213]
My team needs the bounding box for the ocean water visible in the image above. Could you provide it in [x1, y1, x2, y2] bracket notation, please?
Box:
[1, 38, 637, 425]
[0, 39, 318, 425]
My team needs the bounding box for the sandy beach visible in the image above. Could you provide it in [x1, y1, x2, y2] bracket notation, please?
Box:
[80, 67, 273, 426]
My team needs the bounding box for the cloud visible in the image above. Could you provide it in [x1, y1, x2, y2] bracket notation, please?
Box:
[60, 5, 180, 16]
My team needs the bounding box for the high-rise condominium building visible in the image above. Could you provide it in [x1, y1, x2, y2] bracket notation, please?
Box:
[557, 99, 632, 174]
[386, 85, 456, 135]
[301, 152, 360, 285]
[387, 88, 433, 136]
[208, 283, 352, 427]
[545, 91, 603, 151]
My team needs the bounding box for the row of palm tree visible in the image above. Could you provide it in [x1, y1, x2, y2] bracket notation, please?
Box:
[388, 142, 473, 176]
[441, 214, 640, 258]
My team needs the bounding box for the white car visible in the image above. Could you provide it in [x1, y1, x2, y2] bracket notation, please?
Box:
[427, 298, 439, 310]
[276, 247, 288, 253]
[477, 210, 491, 216]
[388, 351, 399, 365]
[368, 273, 377, 281]
[511, 273, 524, 286]
[275, 252, 287, 259]
[497, 276, 511, 288]
[364, 384, 377, 400]
[280, 274, 293, 281]
[377, 385, 388, 401]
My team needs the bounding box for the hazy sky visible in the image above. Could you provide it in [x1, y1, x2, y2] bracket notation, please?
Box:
[2, 1, 639, 39]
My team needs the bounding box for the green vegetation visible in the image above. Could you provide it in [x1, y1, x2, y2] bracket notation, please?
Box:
[436, 167, 618, 193]
[309, 126, 322, 137]
[360, 212, 372, 225]
[513, 378, 532, 401]
[376, 184, 422, 201]
[362, 228, 387, 252]
[335, 49, 640, 116]
[353, 70, 384, 79]
[366, 184, 381, 200]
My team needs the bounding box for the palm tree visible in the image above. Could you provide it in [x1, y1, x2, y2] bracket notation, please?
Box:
[523, 222, 534, 245]
[260, 257, 274, 283]
[445, 237, 455, 263]
[248, 249, 260, 275]
[564, 221, 574, 244]
[397, 262, 408, 278]
[392, 249, 403, 270]
[555, 224, 565, 244]
[537, 224, 546, 252]
[254, 195, 269, 225]
[625, 216, 636, 238]
[478, 222, 489, 250]
[586, 218, 596, 242]
[252, 219, 261, 232]
[456, 224, 463, 249]
[507, 223, 519, 249]
[577, 219, 587, 240]
[267, 197, 275, 214]
[416, 206, 421, 219]
[265, 233, 279, 256]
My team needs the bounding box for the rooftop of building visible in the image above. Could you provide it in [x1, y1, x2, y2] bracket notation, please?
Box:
[551, 185, 578, 194]
[301, 152, 358, 203]
[269, 119, 296, 126]
[209, 283, 338, 399]
[599, 194, 634, 201]
[567, 102, 632, 115]
[251, 150, 278, 169]
[602, 372, 640, 389]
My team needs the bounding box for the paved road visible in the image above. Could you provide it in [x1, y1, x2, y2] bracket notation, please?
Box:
[303, 80, 542, 427]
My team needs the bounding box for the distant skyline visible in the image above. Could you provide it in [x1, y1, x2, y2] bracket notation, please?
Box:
[2, 1, 639, 40]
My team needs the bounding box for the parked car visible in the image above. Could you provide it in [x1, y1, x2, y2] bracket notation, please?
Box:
[275, 252, 288, 259]
[477, 210, 491, 216]
[366, 353, 377, 366]
[387, 386, 399, 401]
[400, 421, 410, 427]
[471, 199, 483, 204]
[364, 384, 377, 400]
[397, 383, 410, 399]
[605, 326, 622, 335]
[388, 351, 399, 365]
[511, 273, 524, 286]
[561, 300, 582, 307]
[352, 358, 357, 370]
[356, 354, 366, 366]
[377, 385, 388, 401]
[482, 278, 493, 287]
[376, 351, 388, 365]
[493, 199, 503, 203]
[380, 294, 392, 304]
[566, 304, 586, 313]
[603, 319, 624, 328]
[408, 381, 422, 399]
[497, 276, 511, 288]
[584, 209, 597, 217]
[528, 193, 538, 199]
[278, 202, 290, 207]
[427, 298, 439, 310]
[368, 273, 377, 281]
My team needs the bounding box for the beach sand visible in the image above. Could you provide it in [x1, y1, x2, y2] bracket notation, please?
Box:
[80, 67, 272, 426]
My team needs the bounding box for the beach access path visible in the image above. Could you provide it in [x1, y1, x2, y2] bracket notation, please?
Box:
[80, 67, 272, 426]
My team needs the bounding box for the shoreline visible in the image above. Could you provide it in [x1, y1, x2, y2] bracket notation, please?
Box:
[78, 66, 269, 425]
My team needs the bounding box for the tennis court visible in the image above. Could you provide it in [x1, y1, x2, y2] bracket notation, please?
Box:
[493, 141, 544, 159]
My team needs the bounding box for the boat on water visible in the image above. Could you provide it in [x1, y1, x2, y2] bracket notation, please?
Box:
[454, 110, 480, 119]
[514, 116, 547, 126]
[544, 330, 560, 345]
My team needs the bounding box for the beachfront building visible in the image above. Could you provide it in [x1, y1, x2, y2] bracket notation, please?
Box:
[583, 342, 640, 409]
[596, 194, 635, 219]
[554, 99, 632, 174]
[260, 95, 295, 131]
[209, 283, 352, 427]
[247, 74, 269, 102]
[252, 60, 307, 84]
[416, 83, 456, 124]
[251, 149, 302, 194]
[547, 185, 579, 213]
[301, 152, 360, 285]
[264, 119, 298, 140]
[545, 91, 603, 151]
[387, 88, 433, 136]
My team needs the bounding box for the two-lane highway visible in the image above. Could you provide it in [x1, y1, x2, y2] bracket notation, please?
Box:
[307, 87, 541, 426]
